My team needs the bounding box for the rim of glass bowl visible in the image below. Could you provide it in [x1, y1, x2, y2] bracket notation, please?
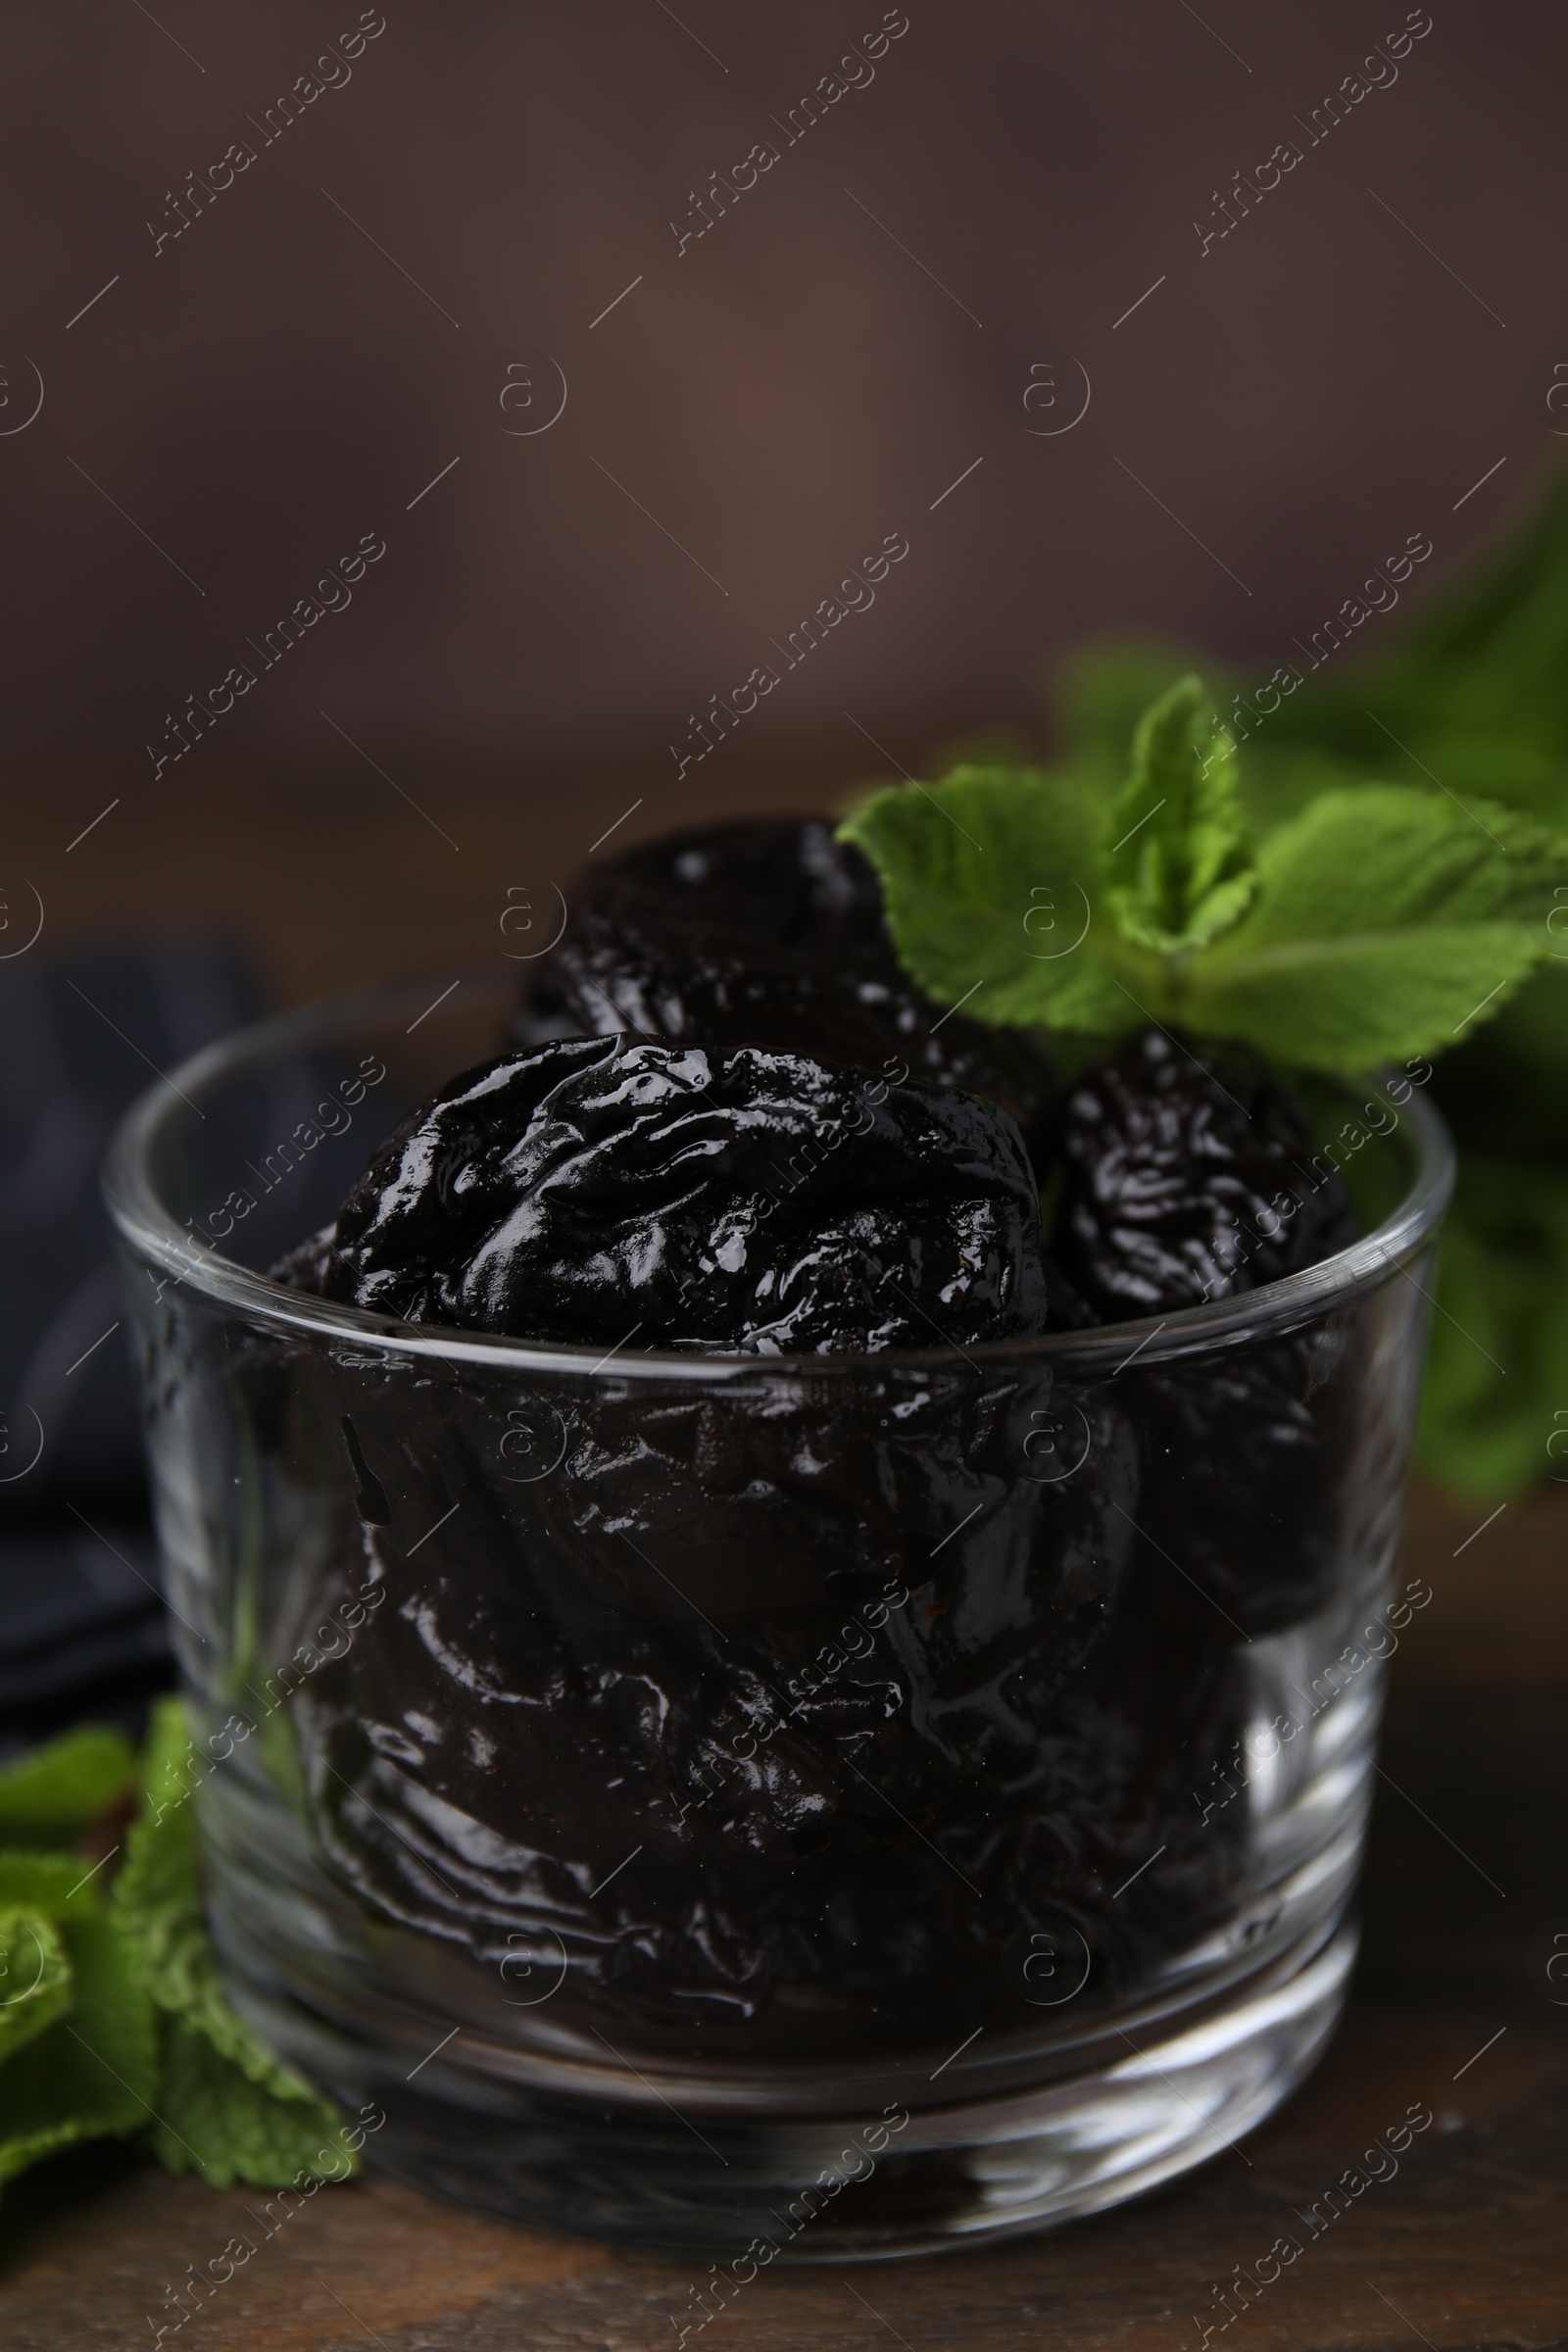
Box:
[104, 965, 1456, 1384]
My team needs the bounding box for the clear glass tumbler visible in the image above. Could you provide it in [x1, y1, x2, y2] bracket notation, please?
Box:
[104, 970, 1452, 2259]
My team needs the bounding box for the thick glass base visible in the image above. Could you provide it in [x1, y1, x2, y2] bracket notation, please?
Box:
[220, 1912, 1354, 2260]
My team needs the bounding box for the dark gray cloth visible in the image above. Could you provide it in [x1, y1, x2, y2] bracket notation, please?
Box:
[0, 938, 258, 1738]
[0, 1522, 169, 1718]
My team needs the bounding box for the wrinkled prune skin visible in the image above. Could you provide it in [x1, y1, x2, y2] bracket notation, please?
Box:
[1046, 1029, 1363, 1635]
[315, 1036, 1049, 1356]
[1049, 1028, 1358, 1317]
[290, 1364, 1162, 2055]
[522, 818, 1055, 1133]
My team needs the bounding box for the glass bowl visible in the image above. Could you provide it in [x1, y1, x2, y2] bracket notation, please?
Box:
[103, 969, 1453, 2259]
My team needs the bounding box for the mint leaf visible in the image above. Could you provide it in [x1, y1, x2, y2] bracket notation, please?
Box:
[0, 1907, 157, 2182]
[0, 1838, 155, 2183]
[149, 2016, 357, 2186]
[0, 1851, 105, 1921]
[0, 1726, 136, 1842]
[849, 712, 1565, 1075]
[1106, 675, 1255, 954]
[1184, 787, 1566, 1071]
[840, 765, 1146, 1034]
[0, 1907, 71, 2063]
[112, 1698, 354, 2188]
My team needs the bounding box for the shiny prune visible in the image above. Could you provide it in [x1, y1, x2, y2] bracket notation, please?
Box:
[315, 1035, 1050, 1355]
[1048, 1028, 1358, 1315]
[523, 818, 1055, 1132]
[1047, 1030, 1363, 1635]
[291, 1358, 1145, 2050]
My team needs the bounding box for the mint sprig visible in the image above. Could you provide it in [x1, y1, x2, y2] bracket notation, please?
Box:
[841, 673, 1568, 1076]
[1105, 679, 1255, 954]
[0, 1702, 358, 2198]
[111, 1699, 360, 2185]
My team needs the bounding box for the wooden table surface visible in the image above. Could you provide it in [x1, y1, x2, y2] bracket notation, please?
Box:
[4, 778, 1566, 2349]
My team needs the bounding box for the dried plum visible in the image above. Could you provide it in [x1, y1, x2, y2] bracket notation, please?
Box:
[1046, 1029, 1363, 1635]
[523, 818, 1054, 1132]
[290, 1360, 1146, 2053]
[1048, 1027, 1358, 1315]
[316, 1034, 1050, 1355]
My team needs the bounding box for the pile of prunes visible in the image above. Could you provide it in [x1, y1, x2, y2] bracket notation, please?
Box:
[273, 818, 1363, 2060]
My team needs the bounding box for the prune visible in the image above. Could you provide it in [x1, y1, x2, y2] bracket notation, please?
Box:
[270, 1031, 1176, 2050]
[290, 1363, 1146, 2053]
[523, 818, 1055, 1133]
[315, 1034, 1049, 1356]
[1048, 1027, 1357, 1315]
[1047, 1030, 1363, 1635]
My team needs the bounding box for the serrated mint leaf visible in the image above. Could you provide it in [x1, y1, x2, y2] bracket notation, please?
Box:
[840, 766, 1147, 1036]
[1105, 675, 1256, 955]
[148, 2017, 358, 2187]
[0, 1726, 137, 1842]
[0, 1908, 157, 2182]
[1183, 787, 1568, 1072]
[0, 1907, 71, 2064]
[1188, 925, 1541, 1074]
[112, 1698, 354, 2188]
[112, 1702, 239, 2052]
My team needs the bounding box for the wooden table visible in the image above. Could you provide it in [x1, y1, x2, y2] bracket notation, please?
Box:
[2, 1484, 1563, 2352]
[5, 779, 1566, 2348]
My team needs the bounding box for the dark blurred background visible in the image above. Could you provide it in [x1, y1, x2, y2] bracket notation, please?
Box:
[5, 0, 1568, 1734]
[6, 0, 1567, 983]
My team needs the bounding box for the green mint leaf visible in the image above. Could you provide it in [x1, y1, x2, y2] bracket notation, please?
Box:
[839, 765, 1145, 1036]
[147, 2016, 358, 2187]
[0, 1726, 136, 1842]
[0, 1907, 72, 2065]
[1105, 675, 1256, 954]
[1183, 787, 1567, 1072]
[0, 1851, 106, 1921]
[0, 1907, 157, 2182]
[112, 1698, 355, 2188]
